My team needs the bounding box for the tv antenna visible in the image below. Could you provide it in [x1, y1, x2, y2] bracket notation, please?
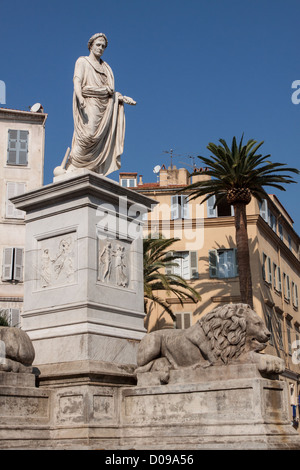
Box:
[179, 154, 197, 170]
[162, 149, 182, 169]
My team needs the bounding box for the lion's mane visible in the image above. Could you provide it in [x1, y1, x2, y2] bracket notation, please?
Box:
[199, 303, 248, 364]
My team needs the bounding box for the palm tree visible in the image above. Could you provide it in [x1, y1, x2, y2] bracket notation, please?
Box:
[143, 235, 201, 330]
[184, 135, 299, 308]
[0, 311, 9, 326]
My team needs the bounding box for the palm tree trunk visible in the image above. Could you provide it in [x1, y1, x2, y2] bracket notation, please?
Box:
[234, 203, 253, 308]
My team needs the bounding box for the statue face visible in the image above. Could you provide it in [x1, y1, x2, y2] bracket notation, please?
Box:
[91, 37, 107, 59]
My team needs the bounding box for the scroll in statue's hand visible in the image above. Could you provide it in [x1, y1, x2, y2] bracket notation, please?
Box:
[119, 95, 136, 106]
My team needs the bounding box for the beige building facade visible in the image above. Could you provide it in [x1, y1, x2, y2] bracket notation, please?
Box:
[0, 107, 47, 325]
[121, 165, 300, 426]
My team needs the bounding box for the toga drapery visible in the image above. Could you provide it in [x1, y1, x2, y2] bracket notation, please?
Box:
[69, 56, 125, 176]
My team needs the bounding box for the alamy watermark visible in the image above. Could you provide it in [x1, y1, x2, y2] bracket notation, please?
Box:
[292, 340, 300, 365]
[95, 195, 205, 250]
[0, 80, 6, 104]
[291, 80, 300, 104]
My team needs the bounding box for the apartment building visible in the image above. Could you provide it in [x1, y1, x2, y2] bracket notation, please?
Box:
[0, 106, 47, 326]
[122, 165, 300, 425]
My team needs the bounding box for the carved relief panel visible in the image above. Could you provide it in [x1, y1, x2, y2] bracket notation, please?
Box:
[98, 239, 130, 288]
[38, 232, 77, 289]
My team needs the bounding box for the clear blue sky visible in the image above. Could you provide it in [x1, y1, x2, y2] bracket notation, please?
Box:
[1, 0, 300, 232]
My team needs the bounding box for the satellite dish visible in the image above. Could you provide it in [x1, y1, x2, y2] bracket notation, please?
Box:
[30, 103, 42, 113]
[153, 165, 161, 174]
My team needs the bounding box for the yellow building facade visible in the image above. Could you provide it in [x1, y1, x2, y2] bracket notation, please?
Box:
[120, 165, 300, 426]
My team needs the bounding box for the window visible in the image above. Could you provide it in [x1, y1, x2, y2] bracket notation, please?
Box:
[259, 199, 268, 222]
[272, 263, 282, 292]
[171, 195, 189, 220]
[259, 199, 277, 232]
[276, 314, 284, 350]
[265, 308, 274, 346]
[2, 248, 23, 282]
[176, 312, 192, 329]
[166, 251, 198, 280]
[287, 321, 292, 355]
[262, 253, 272, 284]
[278, 223, 283, 241]
[283, 273, 291, 301]
[207, 195, 233, 218]
[6, 182, 26, 219]
[209, 249, 238, 278]
[7, 129, 29, 165]
[268, 210, 277, 232]
[0, 308, 20, 327]
[288, 235, 292, 251]
[292, 282, 299, 308]
[121, 178, 136, 188]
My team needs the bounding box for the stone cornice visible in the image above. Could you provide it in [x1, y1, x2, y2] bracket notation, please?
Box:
[0, 108, 47, 125]
[11, 170, 157, 214]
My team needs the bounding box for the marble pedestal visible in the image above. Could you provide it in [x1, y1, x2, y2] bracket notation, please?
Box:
[0, 371, 51, 449]
[13, 170, 155, 368]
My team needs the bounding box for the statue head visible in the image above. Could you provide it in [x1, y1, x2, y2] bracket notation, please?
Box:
[88, 33, 108, 51]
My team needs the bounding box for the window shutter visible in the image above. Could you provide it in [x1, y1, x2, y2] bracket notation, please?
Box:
[6, 182, 17, 218]
[181, 252, 190, 280]
[7, 130, 18, 164]
[207, 195, 217, 218]
[171, 196, 179, 220]
[2, 248, 14, 281]
[259, 199, 268, 222]
[278, 224, 283, 240]
[175, 313, 182, 329]
[6, 182, 26, 218]
[286, 275, 291, 299]
[294, 284, 299, 307]
[183, 313, 192, 329]
[13, 248, 23, 281]
[18, 130, 29, 165]
[267, 257, 272, 284]
[7, 130, 28, 165]
[165, 251, 174, 275]
[8, 308, 20, 327]
[176, 312, 192, 330]
[277, 266, 282, 292]
[209, 249, 218, 278]
[182, 196, 190, 219]
[262, 253, 267, 281]
[189, 251, 199, 279]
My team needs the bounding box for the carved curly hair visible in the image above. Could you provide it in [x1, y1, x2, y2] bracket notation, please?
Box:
[199, 303, 248, 364]
[88, 33, 108, 51]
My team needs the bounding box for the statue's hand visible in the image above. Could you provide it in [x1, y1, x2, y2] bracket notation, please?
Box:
[119, 95, 136, 106]
[106, 86, 114, 96]
[79, 98, 86, 109]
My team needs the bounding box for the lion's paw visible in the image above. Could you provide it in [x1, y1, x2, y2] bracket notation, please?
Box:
[257, 354, 285, 375]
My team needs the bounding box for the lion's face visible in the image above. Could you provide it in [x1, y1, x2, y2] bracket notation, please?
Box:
[245, 307, 271, 352]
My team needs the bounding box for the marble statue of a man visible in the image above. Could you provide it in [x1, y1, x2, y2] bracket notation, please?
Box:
[67, 33, 136, 176]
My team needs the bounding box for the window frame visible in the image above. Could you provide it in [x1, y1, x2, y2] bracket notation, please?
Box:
[208, 248, 238, 279]
[7, 129, 29, 166]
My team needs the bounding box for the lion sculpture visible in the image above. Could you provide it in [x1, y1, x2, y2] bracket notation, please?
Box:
[0, 327, 35, 373]
[136, 303, 285, 383]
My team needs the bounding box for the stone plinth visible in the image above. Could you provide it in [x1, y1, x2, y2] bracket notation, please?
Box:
[120, 364, 300, 450]
[0, 371, 51, 449]
[12, 170, 155, 367]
